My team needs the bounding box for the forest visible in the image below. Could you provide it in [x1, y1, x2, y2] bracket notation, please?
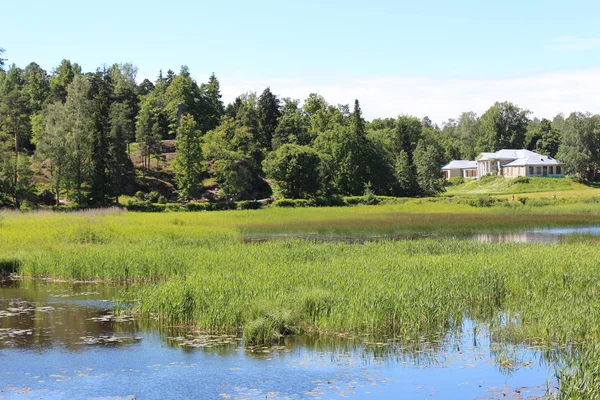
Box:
[1, 47, 599, 209]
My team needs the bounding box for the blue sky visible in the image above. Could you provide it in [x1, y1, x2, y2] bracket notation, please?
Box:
[3, 0, 600, 122]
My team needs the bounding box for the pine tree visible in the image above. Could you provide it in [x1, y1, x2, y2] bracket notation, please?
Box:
[257, 87, 281, 151]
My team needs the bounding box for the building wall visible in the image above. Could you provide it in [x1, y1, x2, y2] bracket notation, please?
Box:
[443, 168, 463, 179]
[463, 168, 477, 178]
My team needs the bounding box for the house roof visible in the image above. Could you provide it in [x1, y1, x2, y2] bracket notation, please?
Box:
[442, 160, 478, 170]
[503, 154, 561, 167]
[477, 149, 538, 161]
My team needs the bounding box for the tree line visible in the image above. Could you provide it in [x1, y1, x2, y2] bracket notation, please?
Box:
[1, 48, 599, 208]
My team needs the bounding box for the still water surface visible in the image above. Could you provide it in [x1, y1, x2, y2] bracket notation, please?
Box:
[0, 280, 553, 399]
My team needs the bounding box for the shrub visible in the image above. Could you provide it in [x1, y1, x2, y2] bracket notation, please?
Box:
[343, 196, 363, 206]
[447, 176, 465, 186]
[186, 202, 211, 212]
[313, 196, 346, 207]
[126, 199, 165, 212]
[511, 176, 530, 185]
[273, 199, 296, 208]
[468, 196, 496, 207]
[135, 191, 145, 200]
[148, 191, 161, 203]
[165, 203, 184, 212]
[158, 196, 167, 204]
[213, 201, 237, 211]
[237, 200, 263, 210]
[479, 174, 502, 184]
[518, 197, 528, 205]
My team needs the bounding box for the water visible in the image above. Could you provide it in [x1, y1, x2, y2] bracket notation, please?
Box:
[0, 280, 553, 399]
[244, 225, 600, 244]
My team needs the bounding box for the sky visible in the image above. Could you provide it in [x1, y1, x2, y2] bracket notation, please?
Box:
[3, 0, 600, 123]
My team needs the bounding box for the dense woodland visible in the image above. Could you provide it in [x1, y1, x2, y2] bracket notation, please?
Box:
[1, 47, 599, 209]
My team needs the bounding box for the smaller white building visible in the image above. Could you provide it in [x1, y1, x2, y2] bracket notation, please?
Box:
[441, 160, 478, 179]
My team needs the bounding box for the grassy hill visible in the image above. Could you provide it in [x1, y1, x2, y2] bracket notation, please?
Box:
[445, 176, 600, 199]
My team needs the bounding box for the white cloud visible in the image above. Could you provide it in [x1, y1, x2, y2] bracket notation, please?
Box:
[216, 68, 600, 124]
[547, 36, 600, 51]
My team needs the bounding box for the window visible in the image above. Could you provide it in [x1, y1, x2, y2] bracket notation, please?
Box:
[543, 166, 548, 175]
[529, 166, 534, 175]
[556, 166, 562, 174]
[536, 167, 542, 175]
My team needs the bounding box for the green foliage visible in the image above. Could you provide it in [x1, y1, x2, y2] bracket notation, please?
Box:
[174, 114, 204, 200]
[203, 117, 258, 200]
[447, 176, 465, 186]
[237, 200, 263, 210]
[263, 144, 321, 199]
[148, 191, 160, 203]
[478, 101, 530, 152]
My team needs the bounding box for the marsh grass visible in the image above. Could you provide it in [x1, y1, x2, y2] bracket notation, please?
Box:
[3, 201, 600, 393]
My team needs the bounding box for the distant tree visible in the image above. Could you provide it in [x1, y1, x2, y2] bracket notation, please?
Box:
[107, 102, 135, 203]
[50, 60, 81, 103]
[413, 132, 445, 196]
[137, 79, 154, 97]
[330, 100, 370, 195]
[174, 114, 204, 200]
[272, 98, 310, 149]
[201, 73, 224, 132]
[0, 88, 31, 207]
[557, 112, 600, 180]
[394, 115, 422, 162]
[22, 62, 50, 114]
[135, 100, 162, 171]
[63, 75, 95, 204]
[452, 112, 480, 159]
[478, 102, 530, 152]
[88, 69, 114, 204]
[525, 118, 560, 157]
[263, 144, 321, 198]
[164, 67, 205, 135]
[37, 101, 69, 205]
[257, 87, 281, 151]
[203, 117, 258, 200]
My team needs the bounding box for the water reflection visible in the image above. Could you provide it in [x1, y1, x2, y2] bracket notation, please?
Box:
[0, 279, 556, 399]
[244, 225, 600, 244]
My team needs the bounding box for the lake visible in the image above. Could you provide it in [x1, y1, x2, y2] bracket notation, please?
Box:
[0, 279, 554, 399]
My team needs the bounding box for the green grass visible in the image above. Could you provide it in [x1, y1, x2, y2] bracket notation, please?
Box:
[3, 203, 600, 395]
[446, 176, 593, 196]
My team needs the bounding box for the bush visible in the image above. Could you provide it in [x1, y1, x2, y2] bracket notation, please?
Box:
[468, 196, 496, 207]
[447, 176, 465, 186]
[165, 203, 184, 212]
[126, 199, 165, 212]
[273, 199, 296, 208]
[343, 196, 363, 206]
[148, 191, 161, 203]
[237, 200, 263, 210]
[186, 202, 211, 211]
[158, 196, 167, 204]
[511, 176, 530, 185]
[518, 197, 528, 205]
[213, 201, 237, 211]
[135, 191, 146, 201]
[479, 174, 502, 184]
[313, 197, 346, 207]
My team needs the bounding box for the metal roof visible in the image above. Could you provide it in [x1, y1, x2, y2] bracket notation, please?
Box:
[442, 160, 478, 170]
[503, 154, 561, 167]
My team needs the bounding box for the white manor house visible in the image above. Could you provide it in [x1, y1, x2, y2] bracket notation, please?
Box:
[441, 149, 563, 180]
